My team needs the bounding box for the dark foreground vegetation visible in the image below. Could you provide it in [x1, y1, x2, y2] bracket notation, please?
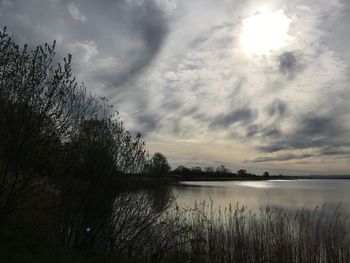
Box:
[0, 26, 148, 223]
[2, 200, 350, 263]
[1, 27, 349, 262]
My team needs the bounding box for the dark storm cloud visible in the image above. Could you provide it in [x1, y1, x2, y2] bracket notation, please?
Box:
[210, 108, 254, 128]
[78, 0, 169, 87]
[134, 113, 160, 136]
[107, 1, 169, 87]
[300, 116, 334, 135]
[258, 144, 286, 153]
[246, 125, 259, 137]
[246, 125, 281, 138]
[267, 100, 287, 117]
[251, 153, 314, 163]
[279, 52, 298, 75]
[258, 115, 348, 153]
[262, 127, 282, 138]
[251, 146, 350, 164]
[320, 147, 350, 156]
[0, 0, 169, 88]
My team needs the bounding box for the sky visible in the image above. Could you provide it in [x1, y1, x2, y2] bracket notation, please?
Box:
[1, 0, 350, 175]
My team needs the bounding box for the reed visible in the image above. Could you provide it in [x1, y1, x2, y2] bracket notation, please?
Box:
[113, 202, 350, 263]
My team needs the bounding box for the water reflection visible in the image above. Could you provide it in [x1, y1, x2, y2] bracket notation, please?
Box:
[146, 186, 174, 212]
[174, 179, 350, 213]
[233, 181, 278, 188]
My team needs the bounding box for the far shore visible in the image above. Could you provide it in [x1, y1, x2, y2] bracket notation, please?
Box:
[175, 175, 350, 181]
[174, 175, 296, 181]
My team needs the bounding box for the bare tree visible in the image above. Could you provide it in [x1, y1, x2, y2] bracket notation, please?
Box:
[0, 27, 97, 222]
[54, 116, 148, 249]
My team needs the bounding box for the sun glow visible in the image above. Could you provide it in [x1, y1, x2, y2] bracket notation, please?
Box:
[240, 10, 291, 55]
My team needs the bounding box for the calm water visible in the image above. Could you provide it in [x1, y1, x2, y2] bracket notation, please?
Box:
[173, 179, 350, 213]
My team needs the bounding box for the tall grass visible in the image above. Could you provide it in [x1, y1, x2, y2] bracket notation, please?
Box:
[3, 199, 349, 263]
[183, 202, 350, 263]
[113, 202, 350, 263]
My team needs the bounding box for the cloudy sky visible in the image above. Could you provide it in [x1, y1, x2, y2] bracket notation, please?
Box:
[1, 0, 350, 175]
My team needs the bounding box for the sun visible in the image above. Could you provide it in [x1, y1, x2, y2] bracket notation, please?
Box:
[240, 10, 291, 55]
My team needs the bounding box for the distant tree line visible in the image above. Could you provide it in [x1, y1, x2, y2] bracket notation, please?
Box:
[170, 165, 276, 180]
[144, 152, 171, 177]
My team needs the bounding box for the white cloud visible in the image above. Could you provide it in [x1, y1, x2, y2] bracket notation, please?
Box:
[128, 1, 350, 172]
[155, 0, 177, 13]
[67, 3, 87, 23]
[2, 0, 350, 174]
[66, 41, 98, 63]
[125, 0, 144, 7]
[126, 0, 177, 12]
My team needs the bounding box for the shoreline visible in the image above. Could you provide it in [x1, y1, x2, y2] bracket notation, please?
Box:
[173, 176, 296, 182]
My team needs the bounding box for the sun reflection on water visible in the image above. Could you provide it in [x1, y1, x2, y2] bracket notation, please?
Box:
[235, 180, 290, 189]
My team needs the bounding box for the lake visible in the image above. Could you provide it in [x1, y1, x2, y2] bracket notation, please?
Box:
[173, 179, 350, 213]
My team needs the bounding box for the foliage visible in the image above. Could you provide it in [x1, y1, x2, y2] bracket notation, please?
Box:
[145, 152, 171, 177]
[216, 165, 231, 174]
[0, 27, 148, 226]
[237, 169, 248, 176]
[0, 26, 97, 221]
